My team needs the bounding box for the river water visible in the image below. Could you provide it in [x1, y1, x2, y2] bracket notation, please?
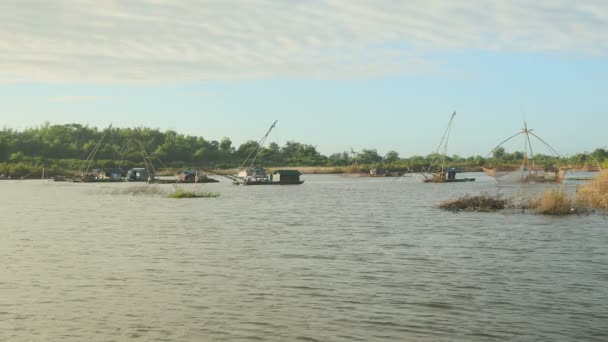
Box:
[1, 173, 607, 341]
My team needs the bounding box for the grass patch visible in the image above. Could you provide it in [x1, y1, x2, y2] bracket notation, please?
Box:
[168, 187, 220, 199]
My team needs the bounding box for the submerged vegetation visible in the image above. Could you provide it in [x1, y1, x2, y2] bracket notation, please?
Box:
[439, 194, 508, 212]
[168, 187, 220, 199]
[0, 123, 607, 178]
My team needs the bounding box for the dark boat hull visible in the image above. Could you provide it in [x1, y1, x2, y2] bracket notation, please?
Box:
[233, 180, 304, 186]
[156, 178, 219, 184]
[423, 178, 476, 183]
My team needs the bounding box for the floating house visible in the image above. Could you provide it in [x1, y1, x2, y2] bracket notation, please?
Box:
[270, 170, 304, 184]
[369, 168, 396, 177]
[77, 168, 103, 182]
[177, 169, 197, 182]
[237, 167, 266, 180]
[99, 168, 123, 181]
[126, 168, 150, 182]
[424, 167, 475, 183]
[175, 169, 219, 183]
[236, 167, 268, 184]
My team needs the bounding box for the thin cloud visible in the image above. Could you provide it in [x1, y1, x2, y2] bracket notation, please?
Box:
[50, 96, 108, 103]
[0, 0, 607, 83]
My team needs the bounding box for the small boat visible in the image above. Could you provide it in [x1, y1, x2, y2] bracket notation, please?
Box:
[236, 169, 304, 185]
[74, 167, 125, 183]
[176, 169, 219, 183]
[423, 167, 475, 183]
[74, 124, 117, 182]
[126, 167, 151, 182]
[421, 111, 475, 183]
[154, 169, 220, 184]
[231, 121, 303, 186]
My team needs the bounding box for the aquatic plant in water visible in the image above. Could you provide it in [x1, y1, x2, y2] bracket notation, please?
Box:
[168, 187, 219, 199]
[439, 190, 581, 215]
[439, 194, 508, 212]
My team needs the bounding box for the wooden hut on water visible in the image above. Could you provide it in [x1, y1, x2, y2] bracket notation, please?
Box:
[270, 170, 304, 184]
[127, 168, 150, 181]
[176, 169, 219, 183]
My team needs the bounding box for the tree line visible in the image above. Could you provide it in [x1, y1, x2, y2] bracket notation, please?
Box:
[0, 123, 606, 177]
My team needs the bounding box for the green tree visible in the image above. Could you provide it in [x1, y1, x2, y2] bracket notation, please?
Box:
[384, 150, 400, 163]
[357, 149, 382, 164]
[492, 147, 506, 161]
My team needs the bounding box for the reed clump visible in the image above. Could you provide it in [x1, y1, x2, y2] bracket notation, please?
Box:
[576, 170, 608, 211]
[439, 194, 508, 212]
[168, 187, 220, 199]
[528, 189, 577, 215]
[342, 164, 362, 174]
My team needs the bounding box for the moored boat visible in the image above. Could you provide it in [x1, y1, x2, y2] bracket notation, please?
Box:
[235, 169, 304, 185]
[423, 167, 475, 183]
[231, 121, 304, 186]
[421, 111, 475, 183]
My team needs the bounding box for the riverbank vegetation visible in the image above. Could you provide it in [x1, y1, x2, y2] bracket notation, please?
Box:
[1, 123, 606, 178]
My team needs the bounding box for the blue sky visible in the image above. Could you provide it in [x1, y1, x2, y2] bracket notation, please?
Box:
[1, 1, 607, 157]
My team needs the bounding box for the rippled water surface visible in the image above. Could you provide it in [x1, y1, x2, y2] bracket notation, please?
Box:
[1, 174, 607, 341]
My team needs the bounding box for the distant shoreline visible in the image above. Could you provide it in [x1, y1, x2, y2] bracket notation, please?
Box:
[212, 166, 601, 175]
[1, 165, 601, 180]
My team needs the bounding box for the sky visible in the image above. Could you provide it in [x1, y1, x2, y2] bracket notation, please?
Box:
[1, 0, 607, 157]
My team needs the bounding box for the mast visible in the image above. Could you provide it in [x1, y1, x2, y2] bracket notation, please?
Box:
[523, 121, 528, 170]
[239, 120, 277, 173]
[424, 111, 456, 178]
[79, 123, 112, 174]
[132, 137, 156, 183]
[440, 111, 456, 174]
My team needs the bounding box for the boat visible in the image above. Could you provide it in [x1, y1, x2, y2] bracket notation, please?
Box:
[421, 111, 475, 183]
[126, 167, 151, 182]
[482, 122, 567, 183]
[154, 169, 220, 184]
[74, 124, 118, 182]
[71, 127, 165, 184]
[231, 121, 304, 185]
[240, 169, 304, 185]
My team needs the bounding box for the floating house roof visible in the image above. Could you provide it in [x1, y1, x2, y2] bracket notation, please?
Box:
[273, 170, 301, 176]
